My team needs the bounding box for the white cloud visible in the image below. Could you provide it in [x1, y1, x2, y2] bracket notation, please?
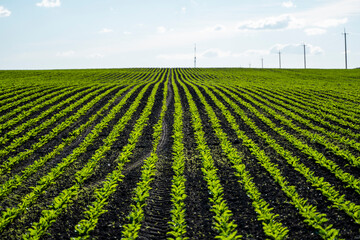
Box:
[282, 1, 296, 8]
[270, 43, 323, 55]
[0, 6, 11, 17]
[237, 9, 348, 32]
[123, 31, 132, 35]
[235, 1, 357, 33]
[99, 28, 114, 34]
[56, 51, 75, 57]
[157, 26, 167, 34]
[308, 45, 324, 55]
[304, 28, 326, 36]
[36, 0, 61, 8]
[181, 7, 186, 13]
[238, 14, 302, 31]
[314, 18, 348, 28]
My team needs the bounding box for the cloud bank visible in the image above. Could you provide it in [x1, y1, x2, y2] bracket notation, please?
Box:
[270, 44, 323, 55]
[238, 15, 297, 31]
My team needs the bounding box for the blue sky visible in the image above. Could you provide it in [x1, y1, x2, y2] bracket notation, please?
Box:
[1, 0, 359, 69]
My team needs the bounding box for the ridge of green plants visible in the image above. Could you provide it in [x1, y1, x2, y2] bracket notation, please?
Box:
[167, 71, 188, 240]
[23, 77, 163, 240]
[203, 83, 360, 225]
[0, 85, 102, 151]
[177, 71, 242, 240]
[225, 86, 360, 194]
[184, 79, 289, 239]
[0, 79, 155, 233]
[0, 84, 133, 199]
[120, 73, 168, 240]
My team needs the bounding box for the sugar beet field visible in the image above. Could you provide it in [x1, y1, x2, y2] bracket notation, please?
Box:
[0, 68, 359, 240]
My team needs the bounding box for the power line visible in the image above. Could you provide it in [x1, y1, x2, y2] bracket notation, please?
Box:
[342, 29, 348, 69]
[278, 51, 282, 69]
[303, 43, 307, 69]
[194, 43, 197, 68]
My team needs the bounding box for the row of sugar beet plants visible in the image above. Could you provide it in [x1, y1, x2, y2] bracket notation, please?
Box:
[0, 86, 72, 126]
[0, 85, 97, 144]
[271, 87, 360, 164]
[0, 71, 145, 180]
[182, 77, 289, 239]
[120, 72, 168, 239]
[0, 85, 119, 176]
[0, 85, 104, 155]
[299, 88, 360, 116]
[166, 72, 188, 239]
[0, 86, 38, 103]
[0, 77, 155, 234]
[229, 86, 360, 195]
[208, 83, 360, 226]
[288, 88, 360, 126]
[0, 86, 53, 114]
[176, 69, 242, 240]
[71, 71, 166, 240]
[247, 87, 360, 140]
[0, 84, 133, 200]
[277, 88, 360, 125]
[185, 71, 342, 240]
[21, 76, 162, 240]
[246, 86, 360, 161]
[240, 87, 360, 168]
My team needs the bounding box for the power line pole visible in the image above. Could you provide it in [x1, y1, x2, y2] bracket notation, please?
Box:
[278, 51, 282, 69]
[194, 43, 197, 68]
[303, 43, 307, 69]
[261, 58, 264, 68]
[342, 29, 348, 69]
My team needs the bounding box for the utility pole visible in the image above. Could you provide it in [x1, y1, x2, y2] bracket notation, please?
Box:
[278, 51, 282, 69]
[261, 58, 264, 68]
[194, 43, 197, 68]
[342, 29, 348, 69]
[303, 43, 307, 69]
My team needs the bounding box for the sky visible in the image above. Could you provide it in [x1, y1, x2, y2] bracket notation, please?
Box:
[0, 0, 360, 69]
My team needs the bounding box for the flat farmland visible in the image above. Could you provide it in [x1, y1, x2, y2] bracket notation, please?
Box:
[0, 68, 359, 239]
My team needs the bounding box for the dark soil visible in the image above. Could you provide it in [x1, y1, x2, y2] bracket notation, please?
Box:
[83, 73, 165, 239]
[176, 78, 217, 240]
[0, 82, 155, 239]
[184, 81, 269, 239]
[211, 84, 360, 239]
[237, 87, 360, 180]
[138, 76, 175, 240]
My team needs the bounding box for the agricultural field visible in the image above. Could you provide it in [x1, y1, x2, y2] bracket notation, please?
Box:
[0, 68, 359, 239]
